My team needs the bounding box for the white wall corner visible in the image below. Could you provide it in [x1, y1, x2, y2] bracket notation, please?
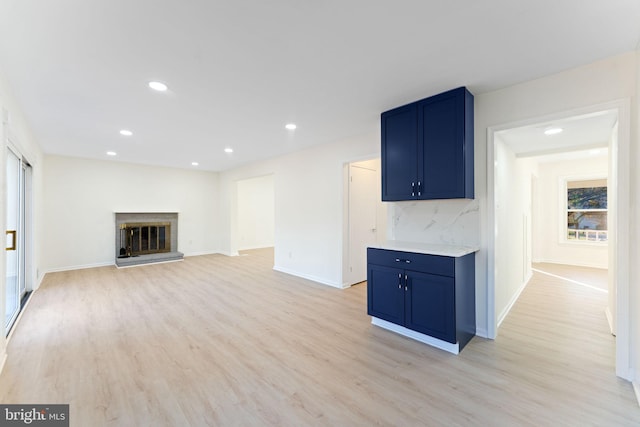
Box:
[475, 326, 489, 339]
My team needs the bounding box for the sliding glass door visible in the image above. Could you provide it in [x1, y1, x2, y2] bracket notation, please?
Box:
[5, 148, 29, 334]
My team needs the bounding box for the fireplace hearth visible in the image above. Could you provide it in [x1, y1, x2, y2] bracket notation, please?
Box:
[115, 212, 183, 267]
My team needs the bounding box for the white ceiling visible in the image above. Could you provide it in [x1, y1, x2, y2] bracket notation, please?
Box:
[497, 109, 618, 158]
[1, 1, 639, 171]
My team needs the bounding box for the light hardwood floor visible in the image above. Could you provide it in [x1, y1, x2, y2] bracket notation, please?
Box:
[0, 249, 638, 426]
[533, 262, 608, 292]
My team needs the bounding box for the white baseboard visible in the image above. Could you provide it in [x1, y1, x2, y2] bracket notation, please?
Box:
[497, 272, 532, 328]
[605, 306, 615, 336]
[0, 352, 6, 376]
[371, 317, 459, 354]
[43, 261, 114, 275]
[183, 250, 221, 257]
[237, 245, 275, 251]
[633, 381, 640, 407]
[272, 266, 341, 289]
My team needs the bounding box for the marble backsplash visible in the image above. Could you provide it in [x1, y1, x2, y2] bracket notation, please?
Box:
[388, 198, 480, 247]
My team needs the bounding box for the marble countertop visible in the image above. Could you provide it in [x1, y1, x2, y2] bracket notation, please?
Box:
[369, 240, 479, 257]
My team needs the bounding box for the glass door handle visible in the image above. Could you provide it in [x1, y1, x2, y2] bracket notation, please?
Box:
[6, 230, 16, 251]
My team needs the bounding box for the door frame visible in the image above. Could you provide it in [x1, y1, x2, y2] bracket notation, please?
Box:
[486, 99, 631, 380]
[341, 156, 386, 288]
[4, 140, 33, 336]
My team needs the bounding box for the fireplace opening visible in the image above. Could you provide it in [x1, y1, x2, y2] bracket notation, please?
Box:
[115, 212, 182, 267]
[118, 222, 171, 258]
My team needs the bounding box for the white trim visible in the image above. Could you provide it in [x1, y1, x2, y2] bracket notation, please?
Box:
[559, 240, 608, 248]
[475, 326, 489, 339]
[633, 381, 640, 407]
[371, 317, 460, 354]
[486, 125, 497, 340]
[0, 352, 6, 376]
[272, 266, 343, 289]
[487, 99, 631, 381]
[605, 307, 615, 336]
[183, 250, 222, 257]
[43, 261, 113, 274]
[497, 272, 532, 328]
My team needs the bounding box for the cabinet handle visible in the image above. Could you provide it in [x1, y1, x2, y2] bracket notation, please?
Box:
[411, 182, 415, 197]
[404, 274, 408, 291]
[417, 181, 422, 197]
[395, 258, 411, 264]
[398, 273, 402, 289]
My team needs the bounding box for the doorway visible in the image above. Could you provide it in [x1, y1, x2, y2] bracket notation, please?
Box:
[343, 158, 386, 287]
[236, 174, 275, 252]
[489, 103, 630, 380]
[5, 146, 32, 335]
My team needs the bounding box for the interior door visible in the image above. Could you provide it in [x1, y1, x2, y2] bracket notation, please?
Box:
[5, 148, 21, 332]
[348, 163, 378, 284]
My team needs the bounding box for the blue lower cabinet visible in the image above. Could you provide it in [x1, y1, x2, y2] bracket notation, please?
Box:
[368, 264, 404, 325]
[367, 248, 476, 351]
[405, 271, 455, 343]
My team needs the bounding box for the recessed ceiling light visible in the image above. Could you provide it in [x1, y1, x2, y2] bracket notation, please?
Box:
[544, 127, 563, 136]
[106, 151, 117, 156]
[285, 123, 297, 130]
[191, 162, 199, 166]
[119, 129, 133, 136]
[148, 81, 168, 92]
[589, 149, 602, 155]
[224, 148, 233, 153]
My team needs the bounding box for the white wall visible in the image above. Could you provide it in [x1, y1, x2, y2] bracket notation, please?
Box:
[0, 68, 45, 364]
[477, 51, 638, 379]
[218, 132, 379, 288]
[42, 156, 220, 272]
[534, 155, 609, 268]
[237, 174, 275, 251]
[494, 139, 537, 325]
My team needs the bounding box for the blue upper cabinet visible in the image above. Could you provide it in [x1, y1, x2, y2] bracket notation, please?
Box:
[381, 103, 419, 200]
[381, 87, 474, 201]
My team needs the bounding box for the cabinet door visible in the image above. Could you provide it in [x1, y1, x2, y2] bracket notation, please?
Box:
[381, 103, 418, 201]
[405, 271, 455, 343]
[367, 264, 404, 325]
[419, 88, 465, 199]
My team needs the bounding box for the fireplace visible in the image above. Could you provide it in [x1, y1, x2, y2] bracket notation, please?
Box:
[115, 212, 183, 267]
[119, 222, 171, 257]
